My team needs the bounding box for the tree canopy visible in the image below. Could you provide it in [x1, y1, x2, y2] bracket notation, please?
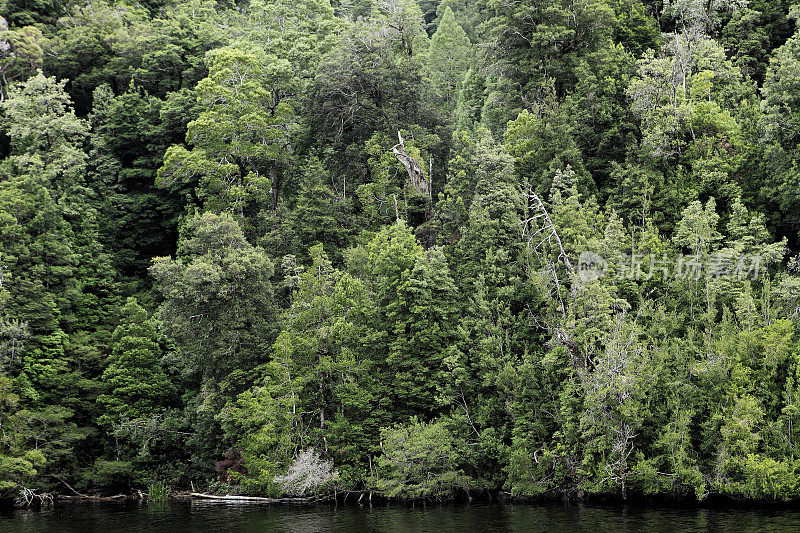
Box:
[4, 0, 800, 506]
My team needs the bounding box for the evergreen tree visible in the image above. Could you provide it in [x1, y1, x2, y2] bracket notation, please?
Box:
[421, 6, 473, 125]
[761, 12, 800, 241]
[88, 84, 188, 287]
[504, 95, 593, 198]
[292, 157, 347, 256]
[224, 244, 378, 493]
[453, 68, 486, 131]
[150, 211, 276, 392]
[97, 297, 170, 427]
[387, 246, 458, 417]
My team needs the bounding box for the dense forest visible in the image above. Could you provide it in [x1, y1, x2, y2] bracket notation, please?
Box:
[3, 0, 800, 505]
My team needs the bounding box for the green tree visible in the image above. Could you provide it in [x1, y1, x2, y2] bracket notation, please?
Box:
[421, 7, 473, 125]
[308, 4, 425, 180]
[43, 0, 148, 112]
[482, 0, 615, 100]
[453, 68, 486, 131]
[0, 377, 46, 499]
[374, 418, 468, 499]
[2, 71, 89, 190]
[89, 84, 190, 286]
[626, 33, 751, 202]
[158, 44, 299, 213]
[0, 19, 43, 101]
[97, 298, 170, 427]
[504, 96, 593, 198]
[150, 212, 276, 391]
[291, 157, 347, 255]
[387, 246, 458, 417]
[224, 245, 378, 493]
[761, 12, 800, 240]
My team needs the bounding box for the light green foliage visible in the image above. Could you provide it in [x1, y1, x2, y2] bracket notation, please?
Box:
[433, 0, 483, 42]
[0, 19, 43, 100]
[421, 7, 473, 124]
[0, 377, 46, 497]
[0, 72, 118, 496]
[386, 245, 458, 416]
[241, 0, 340, 77]
[224, 244, 377, 493]
[158, 43, 298, 212]
[362, 221, 424, 307]
[452, 126, 523, 322]
[374, 418, 468, 499]
[2, 71, 89, 189]
[627, 34, 752, 201]
[435, 129, 478, 241]
[97, 298, 170, 427]
[147, 481, 170, 503]
[673, 198, 721, 256]
[453, 68, 485, 131]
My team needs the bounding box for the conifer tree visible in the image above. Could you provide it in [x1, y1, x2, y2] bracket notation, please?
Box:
[97, 298, 170, 427]
[453, 68, 485, 131]
[292, 157, 346, 255]
[421, 6, 473, 124]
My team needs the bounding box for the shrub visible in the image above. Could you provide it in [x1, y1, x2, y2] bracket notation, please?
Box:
[273, 448, 337, 497]
[374, 418, 468, 499]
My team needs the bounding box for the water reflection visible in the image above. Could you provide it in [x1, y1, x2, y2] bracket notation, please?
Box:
[3, 501, 800, 532]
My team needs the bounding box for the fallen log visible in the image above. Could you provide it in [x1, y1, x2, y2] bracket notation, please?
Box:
[59, 494, 128, 501]
[190, 493, 312, 503]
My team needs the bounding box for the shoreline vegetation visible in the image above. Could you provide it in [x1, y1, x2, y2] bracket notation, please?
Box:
[12, 489, 800, 511]
[6, 0, 800, 514]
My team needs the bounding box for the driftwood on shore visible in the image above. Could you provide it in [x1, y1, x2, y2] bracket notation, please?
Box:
[58, 494, 128, 502]
[190, 493, 313, 503]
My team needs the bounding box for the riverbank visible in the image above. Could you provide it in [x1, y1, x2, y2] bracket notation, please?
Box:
[8, 487, 800, 512]
[5, 499, 800, 533]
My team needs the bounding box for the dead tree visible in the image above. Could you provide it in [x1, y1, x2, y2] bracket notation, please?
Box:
[521, 190, 586, 380]
[391, 131, 429, 197]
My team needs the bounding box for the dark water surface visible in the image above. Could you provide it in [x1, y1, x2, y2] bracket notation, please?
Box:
[3, 501, 800, 532]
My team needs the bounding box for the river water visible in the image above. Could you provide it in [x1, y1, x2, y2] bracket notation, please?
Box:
[3, 501, 800, 532]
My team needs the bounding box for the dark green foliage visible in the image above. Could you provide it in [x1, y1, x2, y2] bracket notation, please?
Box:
[291, 157, 348, 257]
[150, 212, 276, 390]
[6, 0, 800, 506]
[89, 84, 188, 288]
[97, 297, 170, 427]
[482, 0, 615, 99]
